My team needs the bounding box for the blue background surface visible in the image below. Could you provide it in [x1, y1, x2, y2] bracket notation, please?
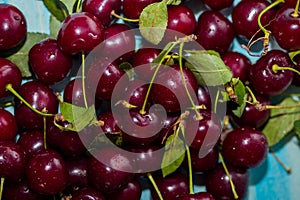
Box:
[1, 0, 300, 199]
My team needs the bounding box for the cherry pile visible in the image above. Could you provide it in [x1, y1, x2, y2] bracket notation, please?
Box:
[0, 0, 299, 200]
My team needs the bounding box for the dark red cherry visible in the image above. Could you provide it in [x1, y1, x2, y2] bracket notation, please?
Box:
[29, 38, 72, 85]
[71, 187, 105, 200]
[82, 0, 122, 27]
[0, 58, 22, 99]
[270, 7, 300, 51]
[206, 163, 249, 200]
[97, 111, 121, 135]
[0, 142, 27, 183]
[222, 127, 268, 169]
[17, 131, 44, 158]
[122, 0, 160, 19]
[106, 179, 142, 200]
[196, 10, 234, 54]
[151, 172, 189, 200]
[26, 149, 68, 195]
[202, 0, 233, 10]
[293, 61, 300, 86]
[14, 81, 58, 130]
[197, 86, 212, 111]
[155, 112, 179, 145]
[0, 4, 27, 50]
[222, 51, 251, 82]
[232, 0, 275, 40]
[0, 108, 17, 141]
[175, 192, 215, 200]
[57, 12, 104, 55]
[249, 50, 294, 96]
[66, 157, 88, 190]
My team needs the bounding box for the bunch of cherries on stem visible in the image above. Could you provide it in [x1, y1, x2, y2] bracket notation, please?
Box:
[0, 0, 300, 199]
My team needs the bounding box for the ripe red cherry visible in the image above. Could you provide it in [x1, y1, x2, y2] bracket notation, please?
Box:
[122, 0, 160, 19]
[57, 12, 104, 55]
[17, 130, 44, 158]
[0, 58, 22, 99]
[0, 4, 27, 50]
[196, 10, 234, 54]
[197, 86, 212, 111]
[29, 38, 72, 85]
[270, 7, 300, 51]
[222, 127, 268, 169]
[82, 0, 122, 27]
[106, 179, 142, 200]
[175, 192, 215, 200]
[66, 157, 89, 190]
[71, 187, 105, 200]
[202, 0, 233, 10]
[0, 108, 17, 141]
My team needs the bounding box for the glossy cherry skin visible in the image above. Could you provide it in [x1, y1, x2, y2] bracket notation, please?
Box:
[87, 147, 135, 194]
[151, 65, 198, 113]
[270, 7, 300, 51]
[151, 172, 189, 200]
[222, 127, 268, 169]
[175, 192, 215, 200]
[82, 0, 122, 27]
[122, 0, 160, 19]
[17, 131, 44, 158]
[0, 142, 27, 183]
[230, 93, 270, 128]
[222, 51, 251, 82]
[206, 163, 249, 200]
[57, 12, 104, 55]
[29, 38, 72, 85]
[106, 179, 142, 200]
[14, 81, 58, 130]
[232, 0, 275, 40]
[197, 86, 212, 111]
[71, 187, 105, 200]
[26, 149, 68, 195]
[0, 4, 27, 50]
[0, 58, 22, 99]
[249, 50, 294, 96]
[0, 108, 17, 141]
[202, 0, 233, 10]
[66, 157, 88, 190]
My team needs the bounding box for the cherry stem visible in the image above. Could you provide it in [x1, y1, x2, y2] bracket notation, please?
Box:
[147, 173, 164, 200]
[272, 64, 300, 76]
[43, 114, 47, 150]
[0, 101, 13, 108]
[115, 100, 137, 109]
[74, 0, 82, 13]
[245, 86, 259, 105]
[111, 10, 139, 23]
[185, 144, 194, 194]
[270, 148, 292, 174]
[289, 50, 300, 65]
[0, 177, 4, 200]
[214, 89, 220, 114]
[5, 84, 54, 117]
[178, 42, 202, 120]
[81, 52, 88, 109]
[219, 152, 239, 199]
[292, 0, 300, 18]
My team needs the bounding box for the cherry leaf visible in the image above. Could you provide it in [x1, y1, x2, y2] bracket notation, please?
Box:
[231, 79, 247, 117]
[49, 15, 61, 37]
[151, 41, 173, 69]
[166, 0, 182, 5]
[119, 62, 135, 80]
[161, 133, 186, 177]
[89, 132, 123, 150]
[294, 120, 300, 139]
[139, 1, 168, 45]
[7, 32, 49, 78]
[263, 98, 300, 146]
[43, 0, 69, 22]
[185, 50, 233, 86]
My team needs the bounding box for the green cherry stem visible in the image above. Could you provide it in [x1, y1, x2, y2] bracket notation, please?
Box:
[5, 84, 54, 117]
[0, 177, 4, 200]
[43, 113, 47, 150]
[74, 0, 82, 13]
[291, 0, 300, 18]
[272, 64, 300, 76]
[147, 173, 164, 200]
[185, 143, 194, 194]
[111, 10, 139, 23]
[81, 52, 88, 109]
[288, 50, 300, 65]
[219, 152, 239, 199]
[0, 101, 13, 108]
[245, 86, 259, 105]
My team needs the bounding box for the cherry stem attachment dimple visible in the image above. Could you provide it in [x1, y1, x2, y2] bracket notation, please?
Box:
[272, 64, 300, 76]
[0, 177, 4, 200]
[111, 10, 139, 23]
[5, 84, 54, 117]
[291, 0, 300, 18]
[147, 173, 164, 200]
[81, 52, 88, 109]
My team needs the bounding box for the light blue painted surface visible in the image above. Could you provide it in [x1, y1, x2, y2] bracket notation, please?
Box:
[0, 0, 299, 199]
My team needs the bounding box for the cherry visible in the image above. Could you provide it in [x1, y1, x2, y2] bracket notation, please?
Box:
[202, 0, 233, 11]
[221, 51, 251, 82]
[17, 131, 44, 159]
[249, 50, 294, 96]
[293, 61, 300, 86]
[14, 81, 58, 130]
[175, 192, 215, 200]
[270, 7, 300, 51]
[0, 4, 27, 51]
[206, 163, 249, 200]
[122, 0, 160, 19]
[151, 172, 189, 200]
[0, 58, 22, 99]
[26, 149, 68, 195]
[195, 10, 234, 54]
[155, 112, 179, 145]
[232, 0, 275, 40]
[82, 0, 122, 27]
[150, 64, 198, 113]
[0, 108, 17, 141]
[65, 157, 88, 190]
[29, 38, 72, 85]
[71, 187, 105, 200]
[87, 147, 135, 194]
[222, 127, 268, 169]
[197, 86, 212, 111]
[0, 142, 27, 183]
[106, 179, 142, 200]
[57, 12, 104, 55]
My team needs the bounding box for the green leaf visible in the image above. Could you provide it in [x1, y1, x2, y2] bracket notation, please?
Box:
[139, 2, 168, 45]
[294, 120, 300, 139]
[151, 41, 173, 68]
[232, 101, 246, 118]
[43, 0, 69, 22]
[49, 15, 61, 38]
[231, 79, 247, 117]
[7, 32, 49, 78]
[185, 51, 233, 86]
[161, 133, 186, 177]
[163, 0, 182, 5]
[89, 132, 123, 150]
[119, 62, 135, 80]
[263, 98, 300, 146]
[288, 50, 300, 65]
[59, 101, 98, 132]
[60, 0, 75, 14]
